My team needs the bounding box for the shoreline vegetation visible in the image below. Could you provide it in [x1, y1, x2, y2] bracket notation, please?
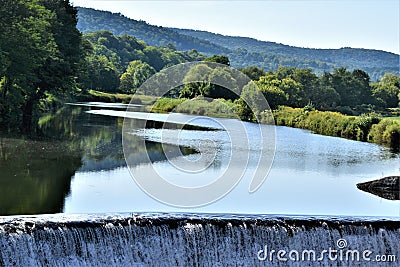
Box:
[79, 89, 400, 152]
[148, 97, 400, 151]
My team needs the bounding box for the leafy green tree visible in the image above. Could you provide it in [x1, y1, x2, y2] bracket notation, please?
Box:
[241, 66, 265, 81]
[83, 55, 120, 92]
[179, 64, 240, 100]
[0, 0, 82, 131]
[119, 60, 156, 93]
[351, 69, 374, 105]
[328, 68, 374, 108]
[372, 73, 400, 108]
[204, 55, 230, 66]
[237, 82, 268, 121]
[180, 64, 212, 98]
[255, 77, 287, 109]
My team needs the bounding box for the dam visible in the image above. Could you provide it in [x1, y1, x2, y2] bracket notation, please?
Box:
[0, 213, 398, 266]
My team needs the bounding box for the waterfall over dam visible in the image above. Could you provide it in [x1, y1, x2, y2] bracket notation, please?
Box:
[0, 213, 399, 266]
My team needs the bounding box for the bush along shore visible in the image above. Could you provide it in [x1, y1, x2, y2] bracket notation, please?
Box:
[273, 106, 400, 151]
[146, 97, 400, 151]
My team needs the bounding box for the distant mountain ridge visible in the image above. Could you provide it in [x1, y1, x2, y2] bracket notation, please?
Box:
[76, 7, 229, 54]
[77, 7, 399, 80]
[171, 28, 399, 77]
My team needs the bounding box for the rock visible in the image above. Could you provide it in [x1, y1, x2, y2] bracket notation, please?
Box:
[356, 176, 400, 200]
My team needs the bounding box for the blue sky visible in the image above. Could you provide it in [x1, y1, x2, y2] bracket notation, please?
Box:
[71, 0, 399, 54]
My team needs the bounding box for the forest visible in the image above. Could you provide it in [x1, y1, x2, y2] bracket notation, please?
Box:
[77, 7, 399, 80]
[0, 1, 399, 135]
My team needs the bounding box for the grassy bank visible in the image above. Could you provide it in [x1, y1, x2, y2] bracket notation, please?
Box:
[76, 91, 400, 151]
[273, 106, 400, 151]
[150, 97, 237, 119]
[81, 90, 159, 105]
[149, 97, 400, 150]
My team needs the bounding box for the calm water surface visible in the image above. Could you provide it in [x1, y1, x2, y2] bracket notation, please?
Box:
[0, 103, 399, 216]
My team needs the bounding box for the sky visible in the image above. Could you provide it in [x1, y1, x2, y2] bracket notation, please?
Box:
[70, 0, 400, 54]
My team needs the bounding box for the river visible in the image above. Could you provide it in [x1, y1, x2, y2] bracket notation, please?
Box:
[0, 103, 399, 217]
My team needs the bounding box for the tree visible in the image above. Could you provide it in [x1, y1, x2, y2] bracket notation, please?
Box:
[180, 64, 212, 98]
[255, 75, 287, 109]
[237, 82, 269, 121]
[119, 60, 156, 93]
[328, 68, 374, 108]
[0, 0, 82, 131]
[179, 64, 240, 100]
[83, 55, 120, 92]
[372, 73, 400, 108]
[241, 66, 265, 81]
[204, 55, 230, 66]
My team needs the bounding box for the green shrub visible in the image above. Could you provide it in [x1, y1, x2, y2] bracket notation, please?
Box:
[149, 97, 237, 119]
[272, 106, 384, 145]
[368, 118, 400, 150]
[151, 98, 186, 112]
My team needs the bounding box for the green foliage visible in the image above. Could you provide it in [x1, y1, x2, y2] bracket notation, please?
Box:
[235, 98, 255, 122]
[85, 90, 158, 104]
[151, 98, 186, 112]
[172, 28, 399, 80]
[241, 66, 265, 81]
[368, 119, 400, 151]
[79, 31, 205, 93]
[175, 97, 236, 118]
[77, 8, 398, 80]
[272, 106, 384, 144]
[204, 55, 230, 66]
[241, 66, 389, 113]
[372, 73, 400, 108]
[150, 97, 236, 118]
[0, 0, 82, 132]
[322, 68, 374, 107]
[77, 7, 228, 54]
[119, 60, 156, 93]
[236, 82, 269, 121]
[179, 64, 241, 100]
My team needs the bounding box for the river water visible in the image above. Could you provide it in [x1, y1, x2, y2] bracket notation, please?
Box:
[0, 103, 399, 217]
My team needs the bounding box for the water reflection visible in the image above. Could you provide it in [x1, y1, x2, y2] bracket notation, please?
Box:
[0, 138, 81, 215]
[0, 105, 197, 215]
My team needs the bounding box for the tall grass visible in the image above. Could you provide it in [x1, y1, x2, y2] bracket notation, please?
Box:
[151, 98, 186, 112]
[272, 106, 400, 150]
[368, 118, 400, 151]
[86, 90, 158, 105]
[150, 97, 237, 118]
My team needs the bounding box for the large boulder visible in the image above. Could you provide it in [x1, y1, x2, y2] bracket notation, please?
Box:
[357, 176, 400, 200]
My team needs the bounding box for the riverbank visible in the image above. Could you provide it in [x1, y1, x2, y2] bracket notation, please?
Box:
[273, 106, 400, 151]
[80, 90, 159, 105]
[146, 97, 400, 151]
[79, 92, 400, 151]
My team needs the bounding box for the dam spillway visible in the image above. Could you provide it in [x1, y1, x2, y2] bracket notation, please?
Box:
[0, 213, 399, 266]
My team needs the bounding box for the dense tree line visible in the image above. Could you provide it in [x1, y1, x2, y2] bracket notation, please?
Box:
[238, 66, 400, 118]
[0, 3, 204, 131]
[173, 62, 400, 119]
[79, 31, 205, 94]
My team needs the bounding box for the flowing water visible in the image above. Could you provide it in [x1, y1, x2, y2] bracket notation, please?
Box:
[0, 213, 399, 266]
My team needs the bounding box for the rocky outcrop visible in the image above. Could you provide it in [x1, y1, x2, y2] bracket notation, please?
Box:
[357, 176, 400, 200]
